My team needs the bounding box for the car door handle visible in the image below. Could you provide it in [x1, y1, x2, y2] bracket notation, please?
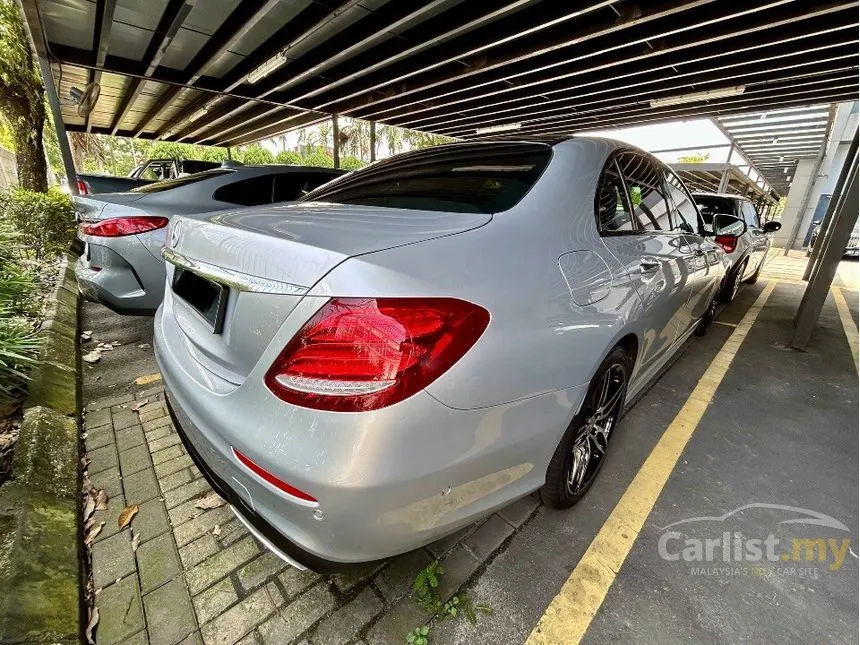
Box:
[639, 258, 661, 273]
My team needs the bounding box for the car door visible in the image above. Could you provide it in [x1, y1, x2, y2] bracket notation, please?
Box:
[598, 152, 690, 378]
[740, 200, 768, 274]
[662, 168, 721, 334]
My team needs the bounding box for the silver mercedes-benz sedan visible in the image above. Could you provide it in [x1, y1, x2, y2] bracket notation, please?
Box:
[75, 164, 344, 314]
[154, 137, 741, 571]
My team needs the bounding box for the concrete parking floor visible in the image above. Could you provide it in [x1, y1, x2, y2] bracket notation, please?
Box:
[82, 259, 858, 645]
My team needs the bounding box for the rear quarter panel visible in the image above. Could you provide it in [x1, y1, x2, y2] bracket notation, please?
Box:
[306, 139, 644, 414]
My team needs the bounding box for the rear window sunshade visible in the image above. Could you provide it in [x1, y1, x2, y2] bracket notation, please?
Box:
[131, 169, 232, 193]
[301, 143, 552, 214]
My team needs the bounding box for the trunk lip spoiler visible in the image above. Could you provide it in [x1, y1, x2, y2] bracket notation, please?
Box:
[162, 247, 309, 296]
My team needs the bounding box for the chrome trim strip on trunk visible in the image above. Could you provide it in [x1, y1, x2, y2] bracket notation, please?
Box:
[162, 247, 309, 296]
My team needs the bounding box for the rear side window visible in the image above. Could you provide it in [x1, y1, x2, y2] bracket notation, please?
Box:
[301, 143, 551, 214]
[662, 170, 699, 233]
[213, 175, 275, 206]
[740, 201, 760, 228]
[694, 195, 738, 231]
[616, 152, 672, 231]
[273, 172, 342, 203]
[596, 161, 636, 233]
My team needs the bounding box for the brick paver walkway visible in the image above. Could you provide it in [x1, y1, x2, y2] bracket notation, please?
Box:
[83, 321, 538, 645]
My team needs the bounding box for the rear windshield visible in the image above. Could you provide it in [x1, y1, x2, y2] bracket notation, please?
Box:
[693, 195, 737, 227]
[301, 143, 552, 214]
[131, 169, 232, 193]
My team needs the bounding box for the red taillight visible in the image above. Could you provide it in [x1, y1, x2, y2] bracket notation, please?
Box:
[232, 447, 317, 503]
[264, 297, 490, 412]
[76, 179, 89, 195]
[80, 217, 169, 238]
[715, 235, 737, 253]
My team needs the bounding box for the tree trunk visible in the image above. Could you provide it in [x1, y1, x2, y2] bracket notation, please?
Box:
[7, 96, 47, 193]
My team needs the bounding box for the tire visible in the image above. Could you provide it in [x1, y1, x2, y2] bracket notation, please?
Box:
[745, 259, 763, 284]
[694, 294, 718, 336]
[541, 346, 632, 509]
[721, 259, 747, 303]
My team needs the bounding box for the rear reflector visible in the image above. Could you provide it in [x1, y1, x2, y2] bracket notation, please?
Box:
[80, 216, 169, 238]
[265, 297, 490, 412]
[232, 447, 318, 503]
[76, 179, 89, 195]
[714, 234, 738, 253]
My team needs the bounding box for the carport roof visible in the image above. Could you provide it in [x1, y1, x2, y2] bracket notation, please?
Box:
[717, 104, 835, 196]
[22, 0, 859, 159]
[669, 162, 778, 205]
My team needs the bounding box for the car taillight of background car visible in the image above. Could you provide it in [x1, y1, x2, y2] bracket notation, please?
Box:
[79, 217, 169, 238]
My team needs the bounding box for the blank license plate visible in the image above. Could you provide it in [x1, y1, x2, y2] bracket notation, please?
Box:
[172, 268, 228, 333]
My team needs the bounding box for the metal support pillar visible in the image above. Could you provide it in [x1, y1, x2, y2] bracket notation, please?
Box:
[783, 105, 836, 255]
[716, 143, 734, 193]
[332, 114, 340, 169]
[370, 121, 376, 163]
[791, 161, 858, 349]
[38, 56, 78, 194]
[803, 130, 858, 280]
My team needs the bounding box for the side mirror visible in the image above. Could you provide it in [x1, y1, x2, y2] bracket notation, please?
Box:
[762, 221, 782, 233]
[713, 213, 746, 238]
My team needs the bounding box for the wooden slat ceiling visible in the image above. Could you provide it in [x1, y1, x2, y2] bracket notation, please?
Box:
[24, 0, 859, 194]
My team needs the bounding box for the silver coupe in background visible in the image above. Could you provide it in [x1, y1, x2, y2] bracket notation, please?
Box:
[75, 164, 344, 314]
[154, 137, 743, 570]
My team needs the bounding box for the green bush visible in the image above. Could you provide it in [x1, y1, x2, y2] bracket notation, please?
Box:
[302, 149, 334, 168]
[0, 219, 41, 401]
[275, 150, 303, 165]
[340, 155, 366, 171]
[0, 188, 75, 258]
[241, 144, 275, 165]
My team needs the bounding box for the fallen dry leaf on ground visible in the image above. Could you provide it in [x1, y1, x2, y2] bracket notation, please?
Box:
[94, 489, 108, 511]
[138, 343, 151, 349]
[84, 516, 96, 532]
[195, 492, 226, 510]
[83, 494, 95, 522]
[131, 532, 141, 552]
[118, 504, 139, 530]
[82, 351, 101, 364]
[132, 399, 149, 412]
[85, 606, 99, 644]
[212, 524, 221, 537]
[85, 521, 105, 545]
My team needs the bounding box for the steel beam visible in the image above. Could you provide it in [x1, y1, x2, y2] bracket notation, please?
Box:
[792, 157, 858, 348]
[804, 130, 859, 279]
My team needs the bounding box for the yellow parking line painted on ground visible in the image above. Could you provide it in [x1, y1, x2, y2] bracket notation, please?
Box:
[134, 372, 162, 386]
[831, 286, 858, 371]
[526, 280, 777, 645]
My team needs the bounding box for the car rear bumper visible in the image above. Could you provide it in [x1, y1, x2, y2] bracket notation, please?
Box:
[75, 238, 163, 314]
[154, 300, 587, 568]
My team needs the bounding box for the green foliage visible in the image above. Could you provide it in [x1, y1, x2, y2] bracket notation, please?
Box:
[340, 155, 366, 171]
[0, 115, 14, 152]
[0, 217, 41, 401]
[303, 148, 334, 168]
[412, 560, 445, 613]
[406, 625, 430, 645]
[275, 150, 303, 165]
[240, 144, 275, 165]
[0, 187, 75, 258]
[406, 560, 493, 644]
[678, 152, 711, 163]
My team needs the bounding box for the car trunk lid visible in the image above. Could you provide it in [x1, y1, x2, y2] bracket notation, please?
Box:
[164, 202, 490, 384]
